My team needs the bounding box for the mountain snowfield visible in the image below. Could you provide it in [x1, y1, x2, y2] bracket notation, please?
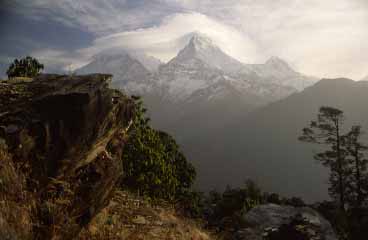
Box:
[76, 32, 317, 104]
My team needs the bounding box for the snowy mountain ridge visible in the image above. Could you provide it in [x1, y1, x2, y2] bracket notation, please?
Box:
[76, 32, 317, 103]
[167, 33, 245, 74]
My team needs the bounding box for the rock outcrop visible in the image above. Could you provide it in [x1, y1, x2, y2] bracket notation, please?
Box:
[236, 204, 337, 240]
[0, 74, 134, 239]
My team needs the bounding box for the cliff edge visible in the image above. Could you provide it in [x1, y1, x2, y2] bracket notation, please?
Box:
[0, 74, 134, 239]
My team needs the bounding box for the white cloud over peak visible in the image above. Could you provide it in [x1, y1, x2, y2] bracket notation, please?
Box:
[4, 0, 368, 79]
[80, 12, 261, 63]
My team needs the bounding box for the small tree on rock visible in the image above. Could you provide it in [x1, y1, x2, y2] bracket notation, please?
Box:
[6, 56, 44, 79]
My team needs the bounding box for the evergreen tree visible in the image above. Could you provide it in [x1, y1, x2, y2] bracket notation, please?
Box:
[343, 126, 368, 208]
[299, 106, 349, 211]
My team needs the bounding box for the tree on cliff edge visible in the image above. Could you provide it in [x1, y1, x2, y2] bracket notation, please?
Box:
[6, 56, 44, 79]
[299, 106, 349, 212]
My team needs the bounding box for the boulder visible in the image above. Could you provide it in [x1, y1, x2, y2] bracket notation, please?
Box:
[235, 204, 337, 240]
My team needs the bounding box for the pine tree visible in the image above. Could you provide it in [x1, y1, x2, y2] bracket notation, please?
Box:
[299, 106, 349, 211]
[343, 126, 368, 208]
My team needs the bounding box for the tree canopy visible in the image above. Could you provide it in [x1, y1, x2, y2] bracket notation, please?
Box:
[6, 56, 44, 78]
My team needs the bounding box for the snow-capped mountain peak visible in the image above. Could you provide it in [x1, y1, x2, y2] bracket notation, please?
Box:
[169, 32, 219, 63]
[249, 56, 298, 79]
[262, 56, 298, 78]
[128, 52, 162, 72]
[166, 32, 245, 73]
[79, 52, 137, 74]
[76, 50, 156, 94]
[189, 32, 216, 51]
[265, 56, 293, 70]
[91, 49, 162, 72]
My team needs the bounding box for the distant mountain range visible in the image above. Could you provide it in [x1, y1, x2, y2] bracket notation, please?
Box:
[76, 32, 319, 155]
[77, 32, 317, 104]
[75, 32, 368, 202]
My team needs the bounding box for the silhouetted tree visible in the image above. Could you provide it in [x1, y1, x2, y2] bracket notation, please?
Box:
[299, 106, 349, 212]
[343, 126, 368, 208]
[6, 56, 44, 78]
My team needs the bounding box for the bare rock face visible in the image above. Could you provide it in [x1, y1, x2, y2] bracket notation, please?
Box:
[0, 74, 134, 239]
[235, 204, 337, 240]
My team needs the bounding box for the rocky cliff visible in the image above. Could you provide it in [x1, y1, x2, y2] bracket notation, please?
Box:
[0, 74, 134, 239]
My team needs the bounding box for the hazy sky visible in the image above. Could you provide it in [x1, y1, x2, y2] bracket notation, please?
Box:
[1, 0, 368, 79]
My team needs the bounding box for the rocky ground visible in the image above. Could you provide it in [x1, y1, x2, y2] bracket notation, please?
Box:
[78, 190, 215, 240]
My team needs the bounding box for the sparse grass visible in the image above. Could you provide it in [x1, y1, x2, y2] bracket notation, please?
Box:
[1, 134, 224, 240]
[0, 139, 83, 239]
[78, 190, 218, 240]
[0, 139, 35, 240]
[0, 138, 217, 240]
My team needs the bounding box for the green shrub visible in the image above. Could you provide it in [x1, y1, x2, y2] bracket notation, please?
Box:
[121, 96, 196, 201]
[204, 181, 263, 229]
[7, 56, 44, 78]
[176, 190, 205, 218]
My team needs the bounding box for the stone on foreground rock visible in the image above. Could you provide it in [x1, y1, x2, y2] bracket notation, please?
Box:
[0, 74, 134, 239]
[235, 204, 337, 240]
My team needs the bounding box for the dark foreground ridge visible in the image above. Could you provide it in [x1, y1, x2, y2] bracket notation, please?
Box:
[0, 74, 134, 239]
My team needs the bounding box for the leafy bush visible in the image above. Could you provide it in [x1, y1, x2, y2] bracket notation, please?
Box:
[176, 190, 205, 218]
[6, 56, 44, 78]
[203, 180, 264, 229]
[121, 96, 196, 201]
